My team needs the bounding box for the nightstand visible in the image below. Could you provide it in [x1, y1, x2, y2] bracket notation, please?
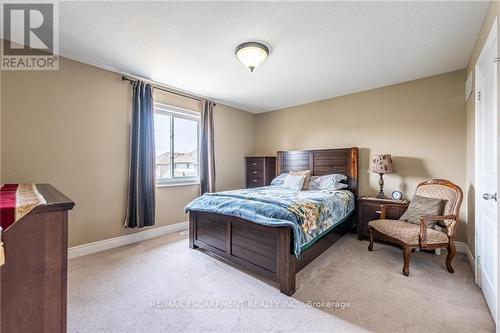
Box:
[357, 196, 409, 240]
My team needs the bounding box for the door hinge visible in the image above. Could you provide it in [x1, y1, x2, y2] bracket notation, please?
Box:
[494, 57, 499, 63]
[478, 255, 481, 267]
[478, 91, 481, 101]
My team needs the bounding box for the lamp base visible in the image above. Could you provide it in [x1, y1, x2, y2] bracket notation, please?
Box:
[376, 173, 386, 199]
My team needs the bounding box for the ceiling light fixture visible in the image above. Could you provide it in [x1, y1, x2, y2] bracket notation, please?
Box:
[235, 42, 269, 72]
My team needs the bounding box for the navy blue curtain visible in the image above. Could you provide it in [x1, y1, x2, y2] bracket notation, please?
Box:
[125, 81, 155, 228]
[200, 100, 215, 194]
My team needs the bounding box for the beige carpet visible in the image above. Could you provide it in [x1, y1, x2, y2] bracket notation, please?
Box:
[68, 232, 494, 332]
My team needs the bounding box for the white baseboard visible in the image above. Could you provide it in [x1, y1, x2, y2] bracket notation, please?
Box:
[455, 241, 475, 273]
[68, 221, 188, 259]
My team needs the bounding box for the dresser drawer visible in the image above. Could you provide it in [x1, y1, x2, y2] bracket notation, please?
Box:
[247, 176, 265, 188]
[246, 158, 264, 171]
[247, 169, 261, 177]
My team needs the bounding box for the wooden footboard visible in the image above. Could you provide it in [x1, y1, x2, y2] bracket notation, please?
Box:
[189, 147, 358, 295]
[189, 210, 354, 295]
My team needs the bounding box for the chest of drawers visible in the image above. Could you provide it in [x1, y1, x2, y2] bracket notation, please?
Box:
[245, 156, 276, 188]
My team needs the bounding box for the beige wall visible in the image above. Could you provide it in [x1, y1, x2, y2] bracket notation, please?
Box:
[465, 1, 499, 255]
[255, 70, 468, 242]
[214, 104, 256, 191]
[1, 57, 255, 246]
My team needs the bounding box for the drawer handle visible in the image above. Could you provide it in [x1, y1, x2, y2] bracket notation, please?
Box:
[253, 179, 258, 182]
[253, 163, 257, 166]
[253, 171, 257, 174]
[375, 210, 381, 214]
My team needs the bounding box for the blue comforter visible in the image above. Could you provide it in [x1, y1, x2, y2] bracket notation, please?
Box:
[185, 186, 354, 258]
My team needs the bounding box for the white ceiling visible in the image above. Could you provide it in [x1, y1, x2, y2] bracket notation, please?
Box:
[57, 1, 488, 113]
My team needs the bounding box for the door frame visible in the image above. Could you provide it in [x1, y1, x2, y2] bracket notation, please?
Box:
[474, 16, 498, 324]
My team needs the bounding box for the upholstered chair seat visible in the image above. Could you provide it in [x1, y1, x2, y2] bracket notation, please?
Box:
[368, 179, 463, 276]
[368, 219, 449, 246]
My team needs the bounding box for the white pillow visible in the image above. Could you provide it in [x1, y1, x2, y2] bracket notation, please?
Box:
[281, 174, 305, 191]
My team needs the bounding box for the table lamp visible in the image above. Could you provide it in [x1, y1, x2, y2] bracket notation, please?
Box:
[369, 154, 396, 199]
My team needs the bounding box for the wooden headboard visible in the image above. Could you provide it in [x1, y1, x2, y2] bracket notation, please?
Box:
[276, 147, 358, 197]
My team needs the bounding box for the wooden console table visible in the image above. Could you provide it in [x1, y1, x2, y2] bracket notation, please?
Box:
[0, 184, 75, 333]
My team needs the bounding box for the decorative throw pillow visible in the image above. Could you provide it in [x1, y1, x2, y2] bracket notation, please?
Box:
[289, 170, 312, 190]
[328, 183, 349, 191]
[399, 195, 444, 227]
[270, 173, 287, 186]
[281, 175, 305, 191]
[308, 174, 348, 190]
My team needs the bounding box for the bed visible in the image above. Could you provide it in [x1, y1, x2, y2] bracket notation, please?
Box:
[186, 148, 358, 295]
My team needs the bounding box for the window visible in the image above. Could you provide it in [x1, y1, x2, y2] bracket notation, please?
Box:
[154, 103, 200, 185]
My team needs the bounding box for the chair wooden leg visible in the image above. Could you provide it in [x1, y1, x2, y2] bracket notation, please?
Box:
[446, 241, 456, 273]
[368, 226, 374, 251]
[402, 245, 411, 276]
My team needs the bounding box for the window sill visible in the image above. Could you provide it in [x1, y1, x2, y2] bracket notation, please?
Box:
[156, 182, 200, 188]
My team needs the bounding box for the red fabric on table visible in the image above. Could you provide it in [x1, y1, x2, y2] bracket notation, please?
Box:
[0, 184, 19, 230]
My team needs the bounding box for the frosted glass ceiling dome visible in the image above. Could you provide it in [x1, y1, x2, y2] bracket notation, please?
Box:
[235, 42, 269, 72]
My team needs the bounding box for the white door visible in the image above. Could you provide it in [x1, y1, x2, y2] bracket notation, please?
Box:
[475, 18, 498, 323]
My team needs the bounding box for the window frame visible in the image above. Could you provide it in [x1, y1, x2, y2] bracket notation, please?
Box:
[154, 102, 201, 186]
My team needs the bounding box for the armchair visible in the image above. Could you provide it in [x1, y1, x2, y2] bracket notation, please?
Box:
[368, 179, 463, 276]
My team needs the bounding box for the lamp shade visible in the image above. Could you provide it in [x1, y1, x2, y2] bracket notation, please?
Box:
[369, 154, 396, 174]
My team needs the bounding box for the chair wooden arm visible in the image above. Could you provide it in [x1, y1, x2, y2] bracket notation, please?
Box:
[419, 215, 457, 247]
[379, 204, 406, 219]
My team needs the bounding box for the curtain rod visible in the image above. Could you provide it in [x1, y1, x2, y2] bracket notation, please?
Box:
[121, 75, 212, 104]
